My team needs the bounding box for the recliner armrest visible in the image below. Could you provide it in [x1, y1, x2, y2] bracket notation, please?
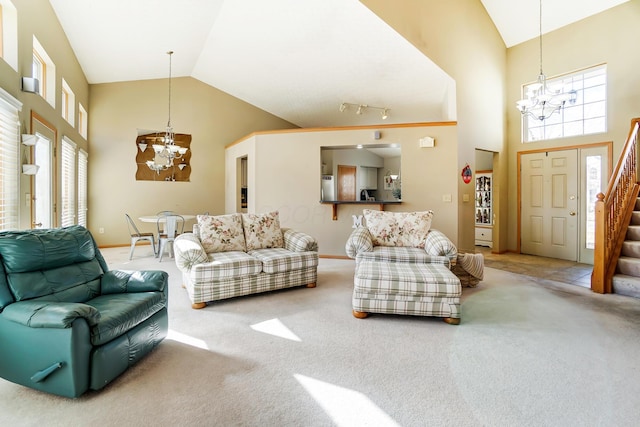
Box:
[101, 270, 168, 295]
[282, 228, 318, 252]
[345, 227, 373, 259]
[1, 301, 100, 328]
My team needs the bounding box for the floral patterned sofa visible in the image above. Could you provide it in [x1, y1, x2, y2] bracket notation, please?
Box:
[345, 210, 462, 324]
[173, 211, 318, 309]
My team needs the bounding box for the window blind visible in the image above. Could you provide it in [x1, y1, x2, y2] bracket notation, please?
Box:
[61, 137, 76, 227]
[78, 149, 87, 227]
[0, 88, 22, 231]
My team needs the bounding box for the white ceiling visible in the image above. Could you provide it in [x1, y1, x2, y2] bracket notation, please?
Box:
[480, 0, 630, 47]
[49, 0, 628, 128]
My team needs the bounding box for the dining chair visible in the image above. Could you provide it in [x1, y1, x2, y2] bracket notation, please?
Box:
[157, 214, 184, 262]
[125, 214, 157, 260]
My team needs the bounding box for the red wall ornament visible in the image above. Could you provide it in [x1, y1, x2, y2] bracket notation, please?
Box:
[461, 164, 472, 184]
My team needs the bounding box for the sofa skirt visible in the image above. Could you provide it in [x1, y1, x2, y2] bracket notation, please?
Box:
[184, 267, 317, 305]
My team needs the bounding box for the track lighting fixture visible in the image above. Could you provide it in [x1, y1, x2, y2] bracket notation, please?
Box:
[339, 102, 390, 120]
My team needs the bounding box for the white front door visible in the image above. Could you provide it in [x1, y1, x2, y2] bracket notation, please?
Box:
[521, 150, 578, 261]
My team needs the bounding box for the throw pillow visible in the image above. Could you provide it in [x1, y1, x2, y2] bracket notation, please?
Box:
[197, 213, 246, 253]
[363, 209, 434, 248]
[242, 211, 284, 251]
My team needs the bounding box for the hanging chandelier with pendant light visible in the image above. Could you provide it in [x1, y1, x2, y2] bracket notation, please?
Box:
[146, 51, 188, 173]
[516, 0, 577, 121]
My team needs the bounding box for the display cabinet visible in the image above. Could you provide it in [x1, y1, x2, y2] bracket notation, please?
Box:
[475, 171, 492, 247]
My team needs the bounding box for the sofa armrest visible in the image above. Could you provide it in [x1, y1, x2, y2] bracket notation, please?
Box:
[1, 301, 100, 328]
[282, 228, 318, 252]
[424, 229, 457, 263]
[345, 227, 373, 259]
[173, 233, 209, 271]
[101, 270, 168, 295]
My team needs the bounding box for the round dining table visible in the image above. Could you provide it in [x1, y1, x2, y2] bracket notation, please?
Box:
[138, 214, 196, 261]
[138, 214, 196, 223]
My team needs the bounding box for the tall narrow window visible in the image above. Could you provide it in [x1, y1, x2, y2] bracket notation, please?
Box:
[523, 64, 607, 142]
[61, 79, 75, 126]
[33, 36, 55, 108]
[78, 103, 88, 139]
[0, 87, 21, 231]
[77, 149, 87, 227]
[585, 155, 602, 250]
[0, 0, 18, 71]
[61, 137, 77, 227]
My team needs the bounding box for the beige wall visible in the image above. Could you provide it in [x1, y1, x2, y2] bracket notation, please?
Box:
[506, 0, 640, 251]
[226, 124, 459, 256]
[0, 0, 89, 230]
[361, 0, 508, 253]
[89, 77, 297, 246]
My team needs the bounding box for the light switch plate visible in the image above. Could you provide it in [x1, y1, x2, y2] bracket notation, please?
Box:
[442, 194, 452, 202]
[463, 193, 470, 202]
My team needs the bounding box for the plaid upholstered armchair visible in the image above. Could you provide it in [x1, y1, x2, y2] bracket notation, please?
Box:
[345, 210, 461, 323]
[345, 209, 457, 267]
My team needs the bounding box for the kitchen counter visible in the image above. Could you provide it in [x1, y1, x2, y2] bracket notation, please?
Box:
[320, 200, 402, 220]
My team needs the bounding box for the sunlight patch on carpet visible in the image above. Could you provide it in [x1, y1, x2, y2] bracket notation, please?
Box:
[294, 374, 400, 427]
[167, 329, 209, 349]
[251, 318, 301, 342]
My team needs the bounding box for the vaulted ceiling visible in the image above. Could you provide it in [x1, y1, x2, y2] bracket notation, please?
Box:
[49, 0, 629, 128]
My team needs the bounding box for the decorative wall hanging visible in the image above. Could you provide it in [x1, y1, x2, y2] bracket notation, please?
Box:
[135, 132, 192, 181]
[461, 164, 472, 184]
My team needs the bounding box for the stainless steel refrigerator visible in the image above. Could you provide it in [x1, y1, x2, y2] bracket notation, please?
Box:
[321, 175, 335, 201]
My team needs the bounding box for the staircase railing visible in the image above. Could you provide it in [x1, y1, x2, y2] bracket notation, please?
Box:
[592, 118, 640, 293]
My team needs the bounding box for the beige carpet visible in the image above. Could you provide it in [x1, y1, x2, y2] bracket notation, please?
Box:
[1, 246, 640, 427]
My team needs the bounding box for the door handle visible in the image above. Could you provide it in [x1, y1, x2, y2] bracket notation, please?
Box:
[569, 211, 576, 216]
[32, 222, 42, 228]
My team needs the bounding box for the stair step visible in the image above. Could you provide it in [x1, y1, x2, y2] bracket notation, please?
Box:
[626, 225, 640, 241]
[635, 197, 640, 211]
[616, 256, 640, 276]
[621, 240, 640, 257]
[631, 211, 640, 226]
[612, 274, 640, 298]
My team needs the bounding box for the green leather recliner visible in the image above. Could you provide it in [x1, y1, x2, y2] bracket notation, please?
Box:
[0, 225, 168, 398]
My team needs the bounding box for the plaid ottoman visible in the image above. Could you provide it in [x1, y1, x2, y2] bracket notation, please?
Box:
[353, 261, 461, 324]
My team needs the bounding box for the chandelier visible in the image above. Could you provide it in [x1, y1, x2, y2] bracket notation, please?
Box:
[516, 0, 576, 121]
[147, 51, 188, 173]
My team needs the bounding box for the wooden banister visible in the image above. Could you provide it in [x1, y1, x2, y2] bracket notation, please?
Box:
[592, 118, 640, 293]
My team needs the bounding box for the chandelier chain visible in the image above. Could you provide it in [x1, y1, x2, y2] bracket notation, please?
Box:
[538, 0, 543, 75]
[167, 51, 173, 129]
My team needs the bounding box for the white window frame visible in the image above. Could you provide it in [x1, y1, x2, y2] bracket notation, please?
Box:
[78, 103, 88, 139]
[77, 149, 87, 227]
[523, 64, 607, 143]
[0, 0, 18, 71]
[0, 86, 22, 231]
[61, 78, 75, 126]
[61, 136, 77, 227]
[33, 36, 56, 108]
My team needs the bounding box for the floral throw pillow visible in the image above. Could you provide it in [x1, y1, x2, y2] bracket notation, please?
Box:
[363, 209, 434, 248]
[198, 213, 246, 253]
[242, 211, 284, 251]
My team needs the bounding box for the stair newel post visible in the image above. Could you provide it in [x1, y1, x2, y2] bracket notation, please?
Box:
[592, 192, 606, 293]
